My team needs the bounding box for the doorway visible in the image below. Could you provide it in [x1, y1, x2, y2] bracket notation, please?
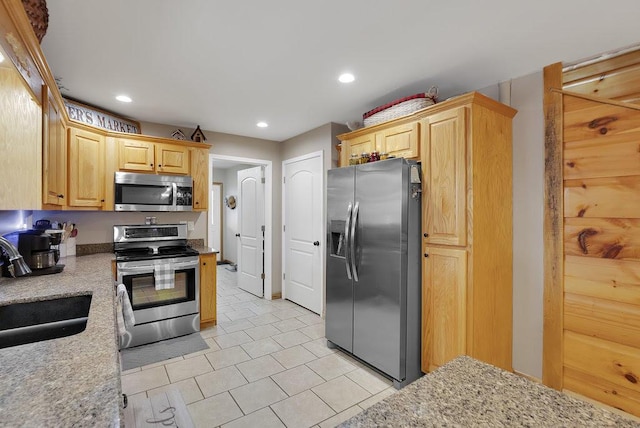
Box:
[209, 182, 223, 261]
[209, 154, 273, 300]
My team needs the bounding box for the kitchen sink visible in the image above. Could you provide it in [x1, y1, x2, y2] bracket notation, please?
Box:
[0, 294, 92, 349]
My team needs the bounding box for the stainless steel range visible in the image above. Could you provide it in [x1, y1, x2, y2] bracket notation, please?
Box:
[114, 223, 200, 349]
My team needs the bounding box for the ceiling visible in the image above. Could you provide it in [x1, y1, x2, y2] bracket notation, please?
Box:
[41, 1, 640, 142]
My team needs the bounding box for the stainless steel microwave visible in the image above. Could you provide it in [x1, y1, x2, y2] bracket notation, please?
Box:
[114, 172, 193, 211]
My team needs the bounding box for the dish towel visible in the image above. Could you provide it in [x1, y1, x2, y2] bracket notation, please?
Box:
[154, 262, 175, 290]
[116, 283, 135, 337]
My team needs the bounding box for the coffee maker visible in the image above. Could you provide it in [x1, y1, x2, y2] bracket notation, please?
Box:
[16, 230, 65, 275]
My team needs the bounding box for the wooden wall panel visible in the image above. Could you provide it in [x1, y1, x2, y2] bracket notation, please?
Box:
[564, 366, 640, 415]
[564, 176, 640, 219]
[564, 218, 640, 259]
[564, 132, 640, 180]
[564, 331, 640, 395]
[563, 96, 640, 143]
[565, 255, 640, 305]
[564, 293, 640, 348]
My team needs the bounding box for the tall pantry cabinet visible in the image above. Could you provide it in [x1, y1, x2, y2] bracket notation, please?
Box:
[421, 94, 516, 373]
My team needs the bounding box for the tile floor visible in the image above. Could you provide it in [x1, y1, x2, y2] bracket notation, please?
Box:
[121, 265, 397, 427]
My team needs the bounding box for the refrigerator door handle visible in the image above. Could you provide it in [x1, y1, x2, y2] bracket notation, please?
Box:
[345, 202, 353, 279]
[350, 201, 360, 282]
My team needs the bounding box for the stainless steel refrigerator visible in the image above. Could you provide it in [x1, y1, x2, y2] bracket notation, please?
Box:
[326, 157, 422, 389]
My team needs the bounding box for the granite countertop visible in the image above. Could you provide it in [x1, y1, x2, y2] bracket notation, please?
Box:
[191, 245, 219, 255]
[0, 253, 121, 427]
[340, 356, 639, 427]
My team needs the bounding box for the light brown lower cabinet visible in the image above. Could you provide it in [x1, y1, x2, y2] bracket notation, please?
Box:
[199, 253, 217, 326]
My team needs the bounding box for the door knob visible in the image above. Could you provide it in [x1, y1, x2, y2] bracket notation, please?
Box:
[235, 233, 241, 237]
[313, 241, 320, 246]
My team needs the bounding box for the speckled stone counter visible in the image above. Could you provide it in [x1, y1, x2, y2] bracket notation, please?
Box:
[0, 253, 121, 427]
[191, 245, 219, 255]
[340, 356, 639, 427]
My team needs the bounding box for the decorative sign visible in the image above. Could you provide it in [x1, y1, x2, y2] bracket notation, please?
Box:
[63, 98, 141, 134]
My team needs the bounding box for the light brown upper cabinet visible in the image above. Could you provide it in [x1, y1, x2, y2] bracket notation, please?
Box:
[421, 107, 467, 247]
[42, 86, 66, 207]
[190, 147, 209, 211]
[376, 122, 419, 159]
[419, 93, 516, 374]
[341, 133, 376, 164]
[68, 126, 105, 209]
[117, 139, 190, 175]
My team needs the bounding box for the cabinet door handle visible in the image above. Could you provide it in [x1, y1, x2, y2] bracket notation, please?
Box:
[150, 163, 153, 167]
[202, 262, 206, 266]
[158, 164, 162, 168]
[195, 201, 199, 205]
[424, 253, 429, 258]
[423, 232, 429, 238]
[57, 194, 64, 199]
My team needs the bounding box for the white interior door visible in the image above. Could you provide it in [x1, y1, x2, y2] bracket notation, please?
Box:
[237, 166, 265, 297]
[283, 152, 323, 314]
[209, 183, 223, 260]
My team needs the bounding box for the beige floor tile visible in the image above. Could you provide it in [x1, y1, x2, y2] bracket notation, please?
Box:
[312, 376, 371, 413]
[345, 367, 392, 394]
[272, 308, 304, 320]
[140, 355, 184, 371]
[357, 387, 395, 410]
[146, 378, 204, 405]
[302, 338, 337, 358]
[318, 405, 363, 428]
[241, 337, 284, 358]
[195, 365, 247, 397]
[297, 313, 323, 326]
[298, 323, 325, 340]
[217, 313, 231, 322]
[247, 313, 281, 326]
[187, 392, 243, 427]
[272, 318, 306, 332]
[206, 345, 252, 369]
[222, 407, 285, 428]
[272, 330, 312, 348]
[245, 324, 281, 340]
[214, 330, 254, 349]
[165, 355, 213, 383]
[270, 390, 335, 428]
[199, 325, 226, 338]
[248, 305, 278, 315]
[229, 377, 288, 414]
[218, 318, 255, 333]
[271, 345, 317, 369]
[121, 367, 141, 376]
[121, 366, 170, 396]
[306, 353, 358, 381]
[271, 365, 325, 396]
[236, 355, 285, 382]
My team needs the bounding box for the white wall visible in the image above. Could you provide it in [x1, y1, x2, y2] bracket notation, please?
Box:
[508, 71, 545, 379]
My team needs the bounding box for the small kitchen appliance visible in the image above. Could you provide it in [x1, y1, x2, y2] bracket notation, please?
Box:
[114, 223, 200, 348]
[12, 230, 64, 276]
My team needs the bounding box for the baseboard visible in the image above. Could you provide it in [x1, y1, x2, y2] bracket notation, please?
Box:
[271, 292, 282, 299]
[563, 390, 640, 422]
[513, 370, 542, 384]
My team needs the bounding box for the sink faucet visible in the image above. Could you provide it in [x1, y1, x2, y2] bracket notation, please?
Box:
[0, 237, 31, 277]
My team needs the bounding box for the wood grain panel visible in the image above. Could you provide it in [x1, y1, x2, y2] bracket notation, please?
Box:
[156, 143, 189, 175]
[564, 292, 640, 348]
[376, 122, 419, 159]
[341, 133, 376, 166]
[564, 366, 640, 417]
[564, 61, 640, 104]
[564, 132, 640, 180]
[564, 95, 640, 143]
[190, 147, 209, 211]
[200, 253, 217, 325]
[423, 246, 467, 372]
[564, 49, 640, 85]
[68, 127, 104, 208]
[565, 217, 640, 259]
[0, 66, 41, 209]
[564, 331, 640, 396]
[118, 139, 154, 172]
[42, 86, 66, 206]
[565, 255, 640, 305]
[422, 107, 467, 246]
[468, 103, 513, 371]
[543, 62, 564, 389]
[564, 176, 640, 219]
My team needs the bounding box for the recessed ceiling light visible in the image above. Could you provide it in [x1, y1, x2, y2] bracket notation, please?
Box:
[116, 95, 132, 103]
[338, 73, 355, 83]
[256, 121, 268, 128]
